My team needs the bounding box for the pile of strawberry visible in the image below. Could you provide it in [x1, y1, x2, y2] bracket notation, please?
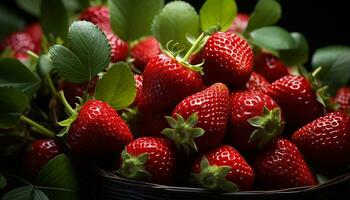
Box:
[1, 0, 350, 199]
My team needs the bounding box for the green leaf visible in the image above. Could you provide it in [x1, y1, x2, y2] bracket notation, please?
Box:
[32, 189, 49, 200]
[246, 0, 281, 32]
[16, 0, 41, 16]
[36, 154, 78, 200]
[0, 58, 41, 98]
[199, 0, 237, 32]
[251, 26, 296, 51]
[0, 87, 29, 128]
[280, 32, 309, 66]
[0, 174, 7, 189]
[76, 0, 90, 9]
[50, 21, 110, 83]
[95, 62, 136, 110]
[37, 54, 54, 77]
[40, 0, 68, 43]
[2, 186, 34, 200]
[152, 1, 200, 51]
[109, 0, 164, 41]
[0, 5, 25, 40]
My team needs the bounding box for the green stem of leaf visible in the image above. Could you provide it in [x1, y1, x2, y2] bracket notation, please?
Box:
[20, 115, 55, 138]
[2, 173, 33, 186]
[26, 51, 39, 60]
[44, 74, 58, 97]
[35, 186, 74, 193]
[58, 90, 76, 116]
[182, 32, 206, 62]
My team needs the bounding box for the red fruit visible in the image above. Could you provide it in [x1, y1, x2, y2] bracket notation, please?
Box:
[245, 72, 270, 93]
[162, 83, 229, 153]
[117, 137, 176, 184]
[133, 74, 143, 106]
[67, 100, 134, 155]
[334, 87, 350, 113]
[24, 23, 43, 53]
[254, 53, 289, 83]
[227, 13, 249, 34]
[133, 111, 169, 137]
[228, 90, 284, 151]
[23, 139, 62, 178]
[79, 5, 111, 33]
[3, 32, 36, 60]
[266, 75, 324, 131]
[106, 33, 129, 63]
[194, 32, 253, 87]
[252, 138, 317, 189]
[131, 37, 161, 71]
[192, 145, 254, 191]
[292, 112, 350, 173]
[138, 54, 203, 113]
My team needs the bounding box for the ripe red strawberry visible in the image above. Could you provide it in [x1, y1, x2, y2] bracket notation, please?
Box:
[228, 90, 284, 151]
[192, 145, 254, 191]
[254, 53, 289, 83]
[24, 23, 43, 53]
[3, 32, 37, 60]
[138, 54, 203, 113]
[106, 33, 129, 63]
[133, 111, 169, 137]
[245, 72, 270, 93]
[79, 5, 111, 33]
[334, 87, 350, 113]
[194, 32, 253, 87]
[162, 83, 229, 153]
[133, 74, 143, 106]
[292, 112, 350, 174]
[252, 138, 317, 189]
[227, 13, 249, 34]
[266, 75, 324, 131]
[23, 139, 62, 179]
[131, 37, 161, 71]
[67, 100, 133, 155]
[117, 137, 176, 184]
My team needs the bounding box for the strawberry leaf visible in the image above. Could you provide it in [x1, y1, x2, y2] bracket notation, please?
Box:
[95, 62, 136, 110]
[2, 186, 49, 200]
[246, 0, 281, 32]
[37, 54, 54, 78]
[152, 1, 200, 51]
[251, 26, 296, 51]
[15, 0, 41, 16]
[280, 32, 309, 66]
[0, 174, 6, 189]
[109, 0, 164, 41]
[199, 0, 237, 32]
[0, 5, 25, 40]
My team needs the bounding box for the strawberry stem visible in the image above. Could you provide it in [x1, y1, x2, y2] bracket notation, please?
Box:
[182, 32, 206, 62]
[58, 90, 76, 116]
[44, 75, 58, 97]
[20, 115, 55, 138]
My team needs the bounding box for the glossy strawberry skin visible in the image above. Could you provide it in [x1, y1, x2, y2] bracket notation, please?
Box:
[292, 112, 350, 173]
[67, 100, 134, 155]
[254, 53, 289, 83]
[172, 83, 229, 152]
[124, 137, 176, 184]
[228, 90, 280, 151]
[131, 37, 161, 71]
[227, 13, 249, 34]
[106, 33, 129, 63]
[134, 111, 169, 137]
[334, 87, 350, 113]
[24, 23, 42, 53]
[192, 145, 255, 191]
[266, 75, 324, 131]
[138, 54, 203, 113]
[79, 5, 111, 33]
[3, 32, 36, 60]
[252, 139, 317, 189]
[133, 74, 143, 106]
[245, 72, 270, 93]
[195, 32, 253, 87]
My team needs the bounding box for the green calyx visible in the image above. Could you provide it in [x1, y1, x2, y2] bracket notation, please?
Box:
[192, 157, 238, 192]
[121, 107, 138, 123]
[116, 149, 151, 181]
[161, 113, 205, 155]
[247, 106, 284, 148]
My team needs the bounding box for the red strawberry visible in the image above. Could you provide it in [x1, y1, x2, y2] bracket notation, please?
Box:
[67, 100, 134, 155]
[117, 137, 176, 184]
[23, 139, 62, 179]
[162, 83, 229, 153]
[254, 53, 289, 83]
[227, 13, 249, 34]
[194, 32, 253, 87]
[133, 74, 143, 106]
[245, 72, 270, 93]
[192, 145, 254, 191]
[24, 23, 43, 53]
[252, 138, 317, 189]
[228, 90, 284, 151]
[133, 111, 169, 137]
[292, 112, 350, 174]
[266, 75, 324, 131]
[3, 32, 36, 60]
[334, 87, 350, 113]
[106, 33, 129, 63]
[79, 5, 111, 33]
[131, 37, 161, 71]
[138, 54, 203, 113]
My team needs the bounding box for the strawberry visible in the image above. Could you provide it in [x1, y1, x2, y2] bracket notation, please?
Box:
[24, 23, 43, 53]
[227, 13, 249, 34]
[254, 52, 289, 83]
[292, 112, 350, 174]
[23, 139, 62, 179]
[162, 83, 229, 153]
[106, 33, 129, 63]
[3, 32, 37, 60]
[252, 138, 317, 189]
[245, 72, 270, 93]
[133, 74, 143, 106]
[138, 54, 203, 113]
[266, 75, 324, 131]
[117, 137, 176, 184]
[228, 90, 284, 151]
[193, 32, 253, 87]
[79, 5, 111, 33]
[67, 100, 133, 155]
[191, 145, 254, 191]
[131, 37, 161, 71]
[334, 87, 350, 113]
[133, 111, 169, 137]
